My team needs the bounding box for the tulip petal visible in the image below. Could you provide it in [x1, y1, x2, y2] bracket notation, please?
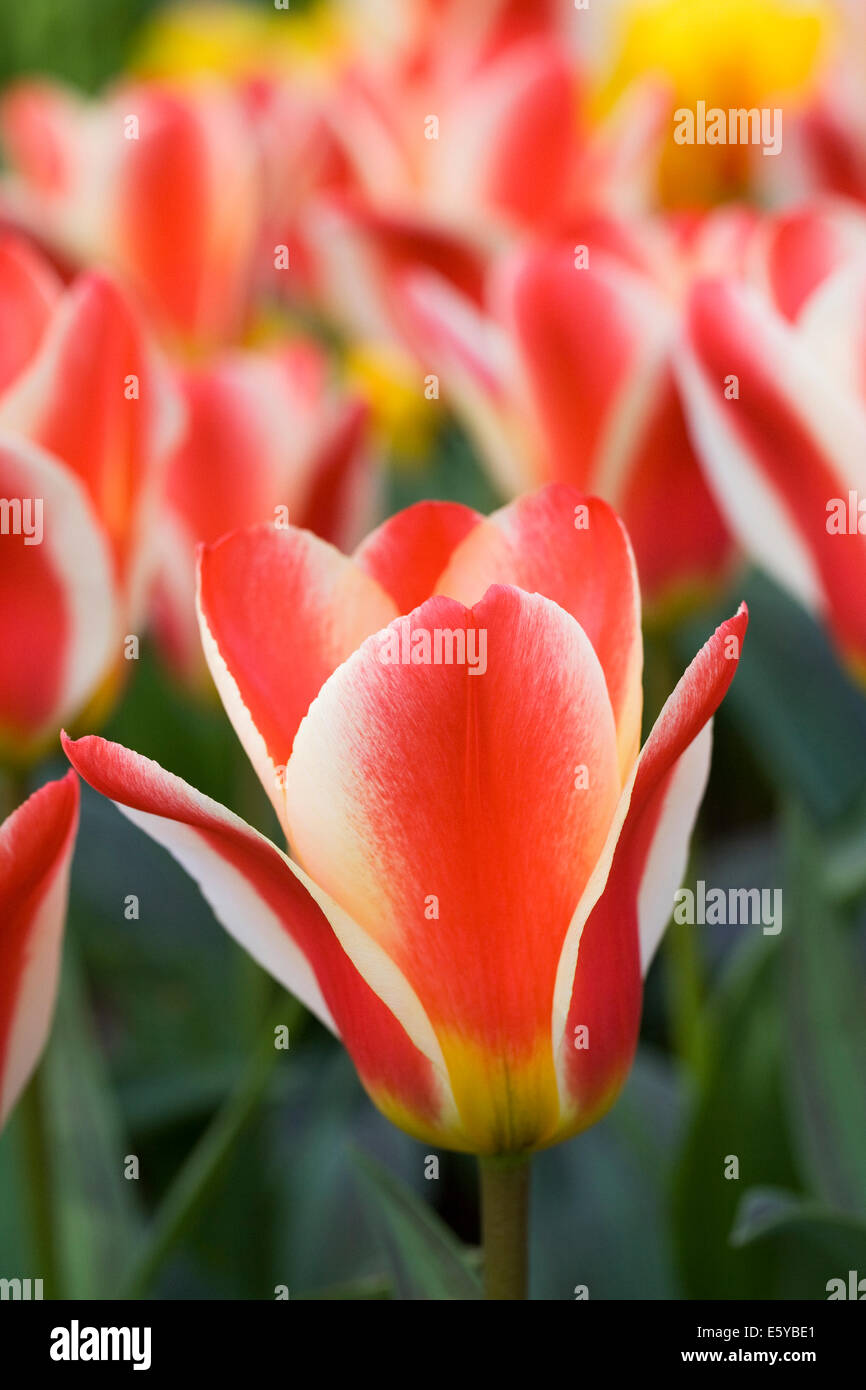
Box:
[429, 39, 579, 228]
[506, 244, 732, 603]
[1, 78, 87, 189]
[354, 499, 483, 612]
[505, 245, 673, 495]
[0, 771, 78, 1128]
[616, 368, 733, 605]
[401, 268, 530, 495]
[0, 271, 180, 610]
[113, 87, 258, 347]
[152, 355, 306, 685]
[284, 587, 621, 1152]
[154, 355, 375, 682]
[553, 604, 748, 1133]
[62, 733, 459, 1144]
[296, 395, 376, 553]
[437, 486, 643, 778]
[166, 356, 308, 552]
[797, 257, 866, 402]
[197, 526, 398, 829]
[757, 204, 866, 323]
[679, 278, 866, 663]
[0, 234, 61, 394]
[0, 432, 116, 751]
[801, 102, 866, 206]
[316, 201, 488, 327]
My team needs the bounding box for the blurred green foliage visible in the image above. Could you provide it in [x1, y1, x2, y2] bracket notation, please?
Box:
[0, 0, 160, 91]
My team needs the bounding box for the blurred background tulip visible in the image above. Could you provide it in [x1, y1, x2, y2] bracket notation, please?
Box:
[0, 239, 180, 761]
[149, 342, 377, 684]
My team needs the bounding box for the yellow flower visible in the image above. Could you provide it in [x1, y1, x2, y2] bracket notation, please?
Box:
[131, 1, 348, 84]
[598, 0, 833, 205]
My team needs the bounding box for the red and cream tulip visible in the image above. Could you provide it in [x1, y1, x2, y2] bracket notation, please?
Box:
[677, 260, 866, 683]
[299, 4, 666, 348]
[65, 486, 746, 1153]
[401, 203, 866, 612]
[0, 80, 261, 350]
[150, 341, 377, 685]
[0, 235, 180, 760]
[0, 772, 78, 1130]
[401, 225, 733, 610]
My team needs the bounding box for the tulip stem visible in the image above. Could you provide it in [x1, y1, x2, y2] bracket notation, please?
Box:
[479, 1155, 531, 1299]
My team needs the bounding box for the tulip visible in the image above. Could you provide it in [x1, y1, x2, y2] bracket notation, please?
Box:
[298, 8, 667, 350]
[402, 228, 733, 610]
[150, 343, 377, 685]
[0, 235, 180, 761]
[794, 1, 866, 206]
[800, 94, 866, 205]
[316, 0, 669, 239]
[400, 202, 866, 613]
[0, 772, 78, 1130]
[63, 485, 746, 1293]
[677, 265, 866, 683]
[1, 80, 261, 350]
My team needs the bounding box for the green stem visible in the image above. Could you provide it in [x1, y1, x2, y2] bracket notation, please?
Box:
[19, 1066, 58, 1299]
[479, 1155, 531, 1300]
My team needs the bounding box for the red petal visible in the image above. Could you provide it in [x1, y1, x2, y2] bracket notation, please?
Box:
[0, 771, 78, 1127]
[0, 234, 61, 394]
[354, 499, 483, 612]
[285, 586, 621, 1151]
[197, 525, 396, 826]
[437, 485, 643, 777]
[555, 605, 748, 1131]
[62, 734, 454, 1143]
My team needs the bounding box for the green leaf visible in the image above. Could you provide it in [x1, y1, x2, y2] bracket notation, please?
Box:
[121, 999, 298, 1299]
[351, 1149, 483, 1300]
[732, 1186, 866, 1249]
[783, 806, 866, 1216]
[672, 935, 801, 1298]
[820, 786, 866, 903]
[731, 1187, 866, 1298]
[301, 1273, 393, 1300]
[269, 1048, 423, 1294]
[41, 945, 142, 1298]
